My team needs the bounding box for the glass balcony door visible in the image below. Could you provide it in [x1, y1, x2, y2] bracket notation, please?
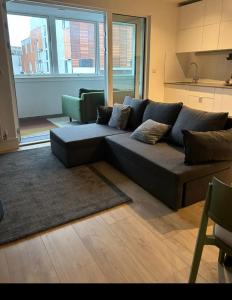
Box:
[112, 14, 146, 104]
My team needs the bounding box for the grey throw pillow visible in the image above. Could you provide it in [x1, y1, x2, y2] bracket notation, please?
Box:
[108, 104, 131, 130]
[131, 119, 171, 145]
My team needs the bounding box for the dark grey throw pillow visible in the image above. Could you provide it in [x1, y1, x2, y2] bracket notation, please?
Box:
[142, 101, 183, 125]
[108, 104, 131, 130]
[169, 106, 229, 146]
[123, 96, 149, 129]
[131, 119, 171, 145]
[96, 106, 113, 124]
[183, 129, 232, 165]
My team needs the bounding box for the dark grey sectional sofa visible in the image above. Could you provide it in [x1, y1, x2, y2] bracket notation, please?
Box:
[50, 101, 232, 210]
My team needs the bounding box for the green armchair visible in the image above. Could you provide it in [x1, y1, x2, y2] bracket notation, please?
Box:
[62, 91, 105, 123]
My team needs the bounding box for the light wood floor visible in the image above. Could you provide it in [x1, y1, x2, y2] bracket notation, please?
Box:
[19, 117, 56, 136]
[0, 144, 232, 283]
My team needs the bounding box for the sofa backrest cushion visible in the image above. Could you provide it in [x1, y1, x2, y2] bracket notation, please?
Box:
[183, 128, 232, 165]
[169, 106, 229, 146]
[79, 88, 104, 98]
[123, 96, 149, 129]
[142, 101, 183, 126]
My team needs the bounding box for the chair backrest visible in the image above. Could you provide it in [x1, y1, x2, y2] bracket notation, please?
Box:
[81, 92, 105, 122]
[207, 177, 232, 232]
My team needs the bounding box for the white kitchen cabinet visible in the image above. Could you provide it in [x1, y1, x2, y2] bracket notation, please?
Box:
[202, 23, 220, 51]
[164, 84, 188, 104]
[218, 21, 232, 50]
[179, 1, 205, 29]
[164, 85, 216, 112]
[176, 27, 203, 53]
[185, 95, 215, 111]
[204, 0, 222, 25]
[221, 0, 232, 22]
[185, 86, 215, 111]
[214, 88, 232, 115]
[164, 85, 232, 115]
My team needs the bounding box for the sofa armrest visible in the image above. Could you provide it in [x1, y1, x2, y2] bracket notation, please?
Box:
[62, 95, 83, 121]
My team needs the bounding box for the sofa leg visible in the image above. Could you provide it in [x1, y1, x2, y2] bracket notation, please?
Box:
[69, 117, 72, 123]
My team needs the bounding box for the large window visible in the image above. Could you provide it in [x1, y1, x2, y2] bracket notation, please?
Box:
[112, 23, 135, 75]
[55, 19, 96, 74]
[7, 12, 142, 80]
[7, 14, 50, 75]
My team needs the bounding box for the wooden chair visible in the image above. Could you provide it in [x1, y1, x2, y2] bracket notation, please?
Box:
[189, 177, 232, 283]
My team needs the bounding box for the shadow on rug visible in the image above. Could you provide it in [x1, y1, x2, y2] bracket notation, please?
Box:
[0, 147, 131, 245]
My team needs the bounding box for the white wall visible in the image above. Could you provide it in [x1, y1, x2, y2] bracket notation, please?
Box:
[0, 0, 179, 150]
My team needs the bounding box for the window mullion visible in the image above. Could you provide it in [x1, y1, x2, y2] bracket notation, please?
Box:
[95, 21, 100, 76]
[105, 12, 113, 106]
[48, 15, 58, 74]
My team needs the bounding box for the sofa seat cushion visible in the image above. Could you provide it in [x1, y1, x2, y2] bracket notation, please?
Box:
[51, 124, 127, 149]
[105, 133, 232, 209]
[50, 124, 128, 167]
[105, 133, 231, 183]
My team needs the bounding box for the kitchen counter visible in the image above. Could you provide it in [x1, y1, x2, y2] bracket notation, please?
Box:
[164, 81, 232, 89]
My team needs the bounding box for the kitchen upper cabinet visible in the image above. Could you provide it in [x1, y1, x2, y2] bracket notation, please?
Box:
[176, 0, 226, 52]
[221, 0, 232, 22]
[218, 21, 232, 50]
[204, 0, 222, 25]
[177, 27, 203, 53]
[202, 23, 220, 51]
[179, 1, 205, 30]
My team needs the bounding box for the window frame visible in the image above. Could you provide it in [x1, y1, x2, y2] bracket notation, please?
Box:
[54, 16, 98, 76]
[112, 21, 136, 77]
[7, 11, 107, 78]
[7, 12, 52, 76]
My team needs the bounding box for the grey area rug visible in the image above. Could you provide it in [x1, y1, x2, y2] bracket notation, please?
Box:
[0, 147, 131, 245]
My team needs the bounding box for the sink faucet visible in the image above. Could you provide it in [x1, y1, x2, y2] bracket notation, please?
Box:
[190, 62, 199, 83]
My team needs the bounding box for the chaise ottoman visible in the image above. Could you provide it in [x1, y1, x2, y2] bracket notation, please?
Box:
[50, 123, 127, 167]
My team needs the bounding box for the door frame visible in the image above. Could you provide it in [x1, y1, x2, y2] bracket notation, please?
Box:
[2, 0, 151, 146]
[0, 0, 20, 145]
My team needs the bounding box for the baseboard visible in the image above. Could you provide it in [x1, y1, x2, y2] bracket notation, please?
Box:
[19, 114, 64, 121]
[0, 138, 19, 153]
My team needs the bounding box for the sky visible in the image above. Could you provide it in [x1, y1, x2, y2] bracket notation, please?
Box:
[7, 15, 31, 47]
